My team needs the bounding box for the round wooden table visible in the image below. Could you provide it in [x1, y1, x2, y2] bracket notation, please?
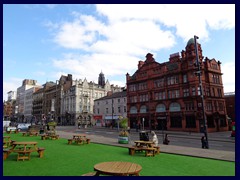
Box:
[94, 161, 142, 176]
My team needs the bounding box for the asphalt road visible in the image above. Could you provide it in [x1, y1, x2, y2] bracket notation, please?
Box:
[59, 126, 235, 152]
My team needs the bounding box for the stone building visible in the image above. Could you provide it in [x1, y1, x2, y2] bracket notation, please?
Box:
[94, 90, 127, 127]
[16, 79, 41, 123]
[61, 72, 122, 126]
[126, 39, 228, 133]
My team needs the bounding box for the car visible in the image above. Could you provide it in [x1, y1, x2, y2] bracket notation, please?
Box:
[17, 123, 31, 131]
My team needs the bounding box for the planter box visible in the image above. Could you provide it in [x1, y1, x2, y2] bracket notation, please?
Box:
[118, 136, 129, 144]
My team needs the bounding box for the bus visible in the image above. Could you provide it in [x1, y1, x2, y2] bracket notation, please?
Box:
[231, 121, 235, 137]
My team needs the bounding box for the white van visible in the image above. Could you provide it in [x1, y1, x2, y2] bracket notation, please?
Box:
[3, 120, 11, 128]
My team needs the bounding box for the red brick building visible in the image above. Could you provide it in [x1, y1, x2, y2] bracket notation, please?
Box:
[224, 92, 235, 122]
[126, 38, 228, 133]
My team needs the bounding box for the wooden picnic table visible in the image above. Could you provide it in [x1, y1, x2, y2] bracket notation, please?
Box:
[94, 161, 142, 176]
[6, 141, 44, 161]
[134, 140, 155, 148]
[3, 136, 11, 148]
[69, 134, 90, 144]
[128, 140, 158, 157]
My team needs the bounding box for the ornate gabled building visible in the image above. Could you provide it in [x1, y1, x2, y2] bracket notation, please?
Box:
[126, 39, 228, 133]
[61, 72, 123, 126]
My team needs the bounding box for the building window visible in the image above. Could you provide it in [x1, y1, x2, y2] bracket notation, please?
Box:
[183, 74, 188, 83]
[183, 89, 189, 97]
[206, 102, 212, 111]
[154, 78, 164, 88]
[130, 96, 137, 103]
[129, 84, 137, 92]
[118, 107, 121, 113]
[130, 106, 137, 114]
[169, 102, 181, 112]
[205, 87, 210, 96]
[118, 99, 120, 103]
[140, 105, 147, 113]
[139, 94, 148, 102]
[185, 116, 196, 128]
[192, 87, 196, 96]
[185, 102, 194, 111]
[167, 76, 179, 85]
[207, 116, 215, 128]
[97, 108, 99, 114]
[218, 102, 224, 111]
[106, 108, 108, 114]
[212, 88, 215, 97]
[156, 104, 166, 112]
[124, 106, 126, 113]
[155, 91, 166, 100]
[138, 82, 147, 90]
[217, 88, 222, 97]
[170, 116, 182, 128]
[212, 74, 220, 84]
[168, 90, 179, 99]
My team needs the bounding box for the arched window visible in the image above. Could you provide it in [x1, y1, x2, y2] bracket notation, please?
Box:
[169, 102, 181, 112]
[156, 104, 166, 112]
[130, 106, 137, 114]
[140, 105, 147, 113]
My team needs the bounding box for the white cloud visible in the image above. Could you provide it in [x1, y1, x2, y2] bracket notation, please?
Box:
[48, 4, 235, 92]
[3, 78, 23, 101]
[52, 53, 140, 83]
[221, 62, 235, 93]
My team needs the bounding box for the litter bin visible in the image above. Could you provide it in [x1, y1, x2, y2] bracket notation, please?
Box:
[139, 131, 149, 141]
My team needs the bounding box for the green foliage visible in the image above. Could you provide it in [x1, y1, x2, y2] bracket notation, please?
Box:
[48, 121, 57, 126]
[119, 117, 129, 137]
[119, 117, 128, 129]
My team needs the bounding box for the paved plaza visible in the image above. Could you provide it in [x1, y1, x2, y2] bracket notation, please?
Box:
[56, 126, 235, 162]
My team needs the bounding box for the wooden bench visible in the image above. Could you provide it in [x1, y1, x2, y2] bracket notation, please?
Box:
[86, 138, 91, 144]
[38, 147, 45, 158]
[142, 147, 156, 157]
[128, 147, 143, 155]
[3, 149, 11, 160]
[16, 150, 32, 161]
[154, 146, 160, 154]
[50, 135, 59, 140]
[81, 172, 97, 176]
[28, 131, 38, 136]
[40, 134, 47, 140]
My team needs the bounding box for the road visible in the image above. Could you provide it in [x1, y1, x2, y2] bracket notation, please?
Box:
[57, 126, 235, 152]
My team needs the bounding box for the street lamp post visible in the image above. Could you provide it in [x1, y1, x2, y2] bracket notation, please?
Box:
[194, 35, 209, 149]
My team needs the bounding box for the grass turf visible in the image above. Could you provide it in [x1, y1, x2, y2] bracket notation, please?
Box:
[3, 133, 235, 176]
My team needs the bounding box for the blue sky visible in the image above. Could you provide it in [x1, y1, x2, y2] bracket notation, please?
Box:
[3, 4, 235, 101]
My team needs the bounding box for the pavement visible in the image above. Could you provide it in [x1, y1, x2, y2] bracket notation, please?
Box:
[55, 126, 235, 162]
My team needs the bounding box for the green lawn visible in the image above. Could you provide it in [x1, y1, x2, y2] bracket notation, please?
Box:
[3, 133, 235, 176]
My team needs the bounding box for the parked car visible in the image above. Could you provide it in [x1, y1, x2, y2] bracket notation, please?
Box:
[17, 123, 31, 131]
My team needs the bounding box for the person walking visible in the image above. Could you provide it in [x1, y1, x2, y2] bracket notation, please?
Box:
[163, 133, 170, 145]
[201, 136, 207, 148]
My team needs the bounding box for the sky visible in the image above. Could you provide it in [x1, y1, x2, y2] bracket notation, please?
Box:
[3, 4, 235, 101]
